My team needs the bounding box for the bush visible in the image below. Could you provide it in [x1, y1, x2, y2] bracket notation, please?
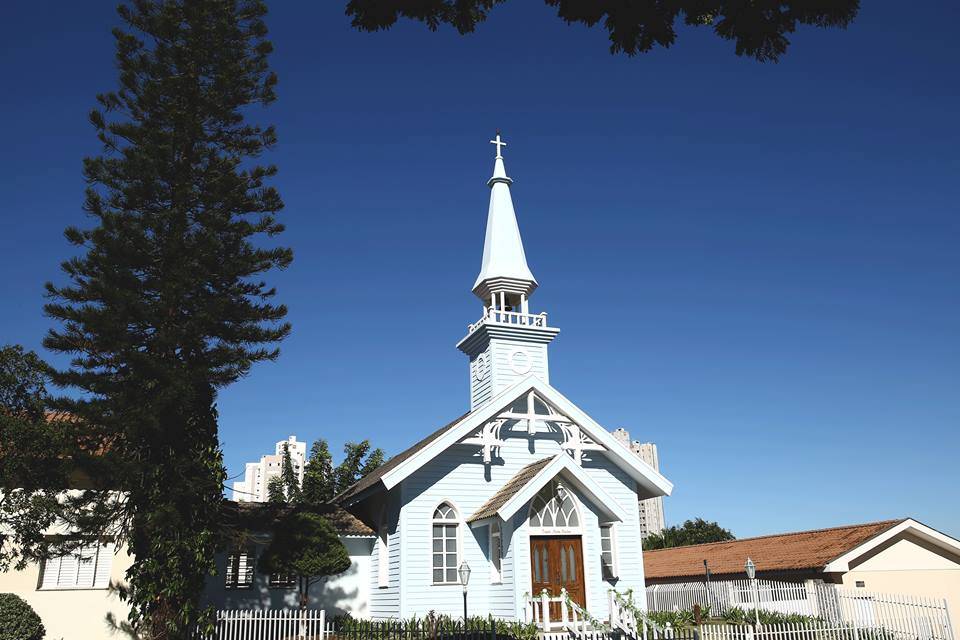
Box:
[0, 594, 44, 640]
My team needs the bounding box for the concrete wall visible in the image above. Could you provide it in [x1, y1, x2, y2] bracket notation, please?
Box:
[841, 532, 960, 639]
[0, 546, 134, 640]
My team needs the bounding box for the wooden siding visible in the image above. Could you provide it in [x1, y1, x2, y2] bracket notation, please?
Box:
[397, 425, 644, 620]
[368, 490, 402, 619]
[469, 346, 494, 410]
[489, 339, 549, 398]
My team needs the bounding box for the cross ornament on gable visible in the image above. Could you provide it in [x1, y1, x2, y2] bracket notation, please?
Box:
[489, 131, 507, 158]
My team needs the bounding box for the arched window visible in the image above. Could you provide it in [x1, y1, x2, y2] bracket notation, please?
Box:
[528, 480, 581, 532]
[432, 502, 459, 584]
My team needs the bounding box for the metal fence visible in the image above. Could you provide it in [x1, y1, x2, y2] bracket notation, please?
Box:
[646, 580, 954, 640]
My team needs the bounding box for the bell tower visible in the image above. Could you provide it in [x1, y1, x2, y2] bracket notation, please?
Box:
[457, 134, 560, 410]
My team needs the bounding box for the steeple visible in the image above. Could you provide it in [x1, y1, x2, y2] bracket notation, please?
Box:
[472, 132, 538, 303]
[457, 134, 560, 410]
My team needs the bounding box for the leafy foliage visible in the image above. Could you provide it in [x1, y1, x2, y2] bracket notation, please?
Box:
[345, 0, 859, 62]
[643, 518, 735, 550]
[3, 1, 290, 637]
[720, 607, 822, 625]
[0, 347, 71, 573]
[301, 439, 384, 505]
[258, 510, 352, 609]
[334, 615, 539, 640]
[0, 593, 45, 640]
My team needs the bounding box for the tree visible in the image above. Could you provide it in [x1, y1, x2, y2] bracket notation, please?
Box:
[267, 476, 287, 504]
[300, 439, 384, 505]
[257, 510, 352, 611]
[18, 1, 291, 636]
[300, 439, 334, 505]
[279, 443, 302, 503]
[643, 518, 735, 550]
[0, 346, 70, 572]
[346, 0, 859, 62]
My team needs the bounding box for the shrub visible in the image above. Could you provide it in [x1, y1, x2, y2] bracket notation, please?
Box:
[0, 594, 44, 640]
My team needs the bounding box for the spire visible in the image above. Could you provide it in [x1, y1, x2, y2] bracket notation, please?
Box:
[472, 132, 538, 301]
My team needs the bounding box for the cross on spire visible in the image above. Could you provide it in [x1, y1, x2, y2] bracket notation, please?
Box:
[489, 131, 507, 159]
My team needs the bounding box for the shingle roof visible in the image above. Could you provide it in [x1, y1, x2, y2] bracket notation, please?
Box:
[643, 519, 905, 580]
[224, 500, 375, 537]
[468, 457, 554, 522]
[335, 412, 471, 503]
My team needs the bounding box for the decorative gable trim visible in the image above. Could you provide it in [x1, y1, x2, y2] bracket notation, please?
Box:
[378, 376, 673, 497]
[468, 453, 627, 525]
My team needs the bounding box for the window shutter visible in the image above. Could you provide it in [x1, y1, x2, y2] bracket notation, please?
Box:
[40, 556, 62, 589]
[75, 546, 97, 587]
[57, 551, 79, 587]
[93, 544, 113, 588]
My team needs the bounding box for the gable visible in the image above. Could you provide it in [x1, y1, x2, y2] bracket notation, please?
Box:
[467, 453, 628, 525]
[849, 533, 960, 572]
[824, 519, 960, 573]
[343, 376, 671, 505]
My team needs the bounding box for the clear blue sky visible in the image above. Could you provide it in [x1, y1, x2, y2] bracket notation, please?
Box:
[2, 2, 958, 539]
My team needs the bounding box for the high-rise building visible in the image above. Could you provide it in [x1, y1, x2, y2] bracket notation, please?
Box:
[232, 435, 307, 502]
[612, 428, 666, 539]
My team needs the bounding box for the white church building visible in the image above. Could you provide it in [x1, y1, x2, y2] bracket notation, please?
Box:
[321, 136, 673, 622]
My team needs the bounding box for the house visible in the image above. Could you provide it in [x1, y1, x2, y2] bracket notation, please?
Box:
[644, 518, 960, 638]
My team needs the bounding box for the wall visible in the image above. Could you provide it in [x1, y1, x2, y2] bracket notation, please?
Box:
[840, 532, 960, 639]
[200, 537, 373, 617]
[397, 420, 644, 621]
[0, 545, 134, 640]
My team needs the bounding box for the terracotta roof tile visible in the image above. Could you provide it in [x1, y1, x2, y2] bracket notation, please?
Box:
[468, 457, 554, 522]
[643, 519, 904, 580]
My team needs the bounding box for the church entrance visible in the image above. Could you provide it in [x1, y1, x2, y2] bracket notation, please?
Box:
[530, 535, 586, 619]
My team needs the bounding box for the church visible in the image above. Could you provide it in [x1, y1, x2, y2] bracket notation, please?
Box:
[202, 135, 673, 625]
[332, 135, 673, 622]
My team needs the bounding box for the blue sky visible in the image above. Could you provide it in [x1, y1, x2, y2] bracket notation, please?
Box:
[2, 2, 958, 539]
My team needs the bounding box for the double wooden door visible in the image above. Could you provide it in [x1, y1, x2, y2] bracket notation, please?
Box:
[530, 536, 586, 618]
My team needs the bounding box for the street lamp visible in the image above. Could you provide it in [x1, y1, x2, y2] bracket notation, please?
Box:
[744, 558, 759, 626]
[459, 560, 472, 622]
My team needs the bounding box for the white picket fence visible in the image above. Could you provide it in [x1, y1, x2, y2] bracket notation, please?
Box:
[194, 609, 331, 640]
[646, 580, 955, 640]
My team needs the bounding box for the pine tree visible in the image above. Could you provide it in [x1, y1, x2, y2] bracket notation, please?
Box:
[300, 439, 334, 505]
[279, 442, 301, 502]
[267, 476, 287, 504]
[37, 1, 290, 636]
[332, 440, 385, 496]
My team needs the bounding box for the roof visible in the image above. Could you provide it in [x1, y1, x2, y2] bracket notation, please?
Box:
[469, 457, 553, 522]
[370, 377, 672, 498]
[467, 453, 628, 525]
[644, 519, 906, 580]
[335, 412, 470, 504]
[472, 154, 537, 298]
[224, 500, 375, 537]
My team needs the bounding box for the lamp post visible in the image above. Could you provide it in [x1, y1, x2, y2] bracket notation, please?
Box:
[744, 557, 759, 627]
[459, 560, 472, 623]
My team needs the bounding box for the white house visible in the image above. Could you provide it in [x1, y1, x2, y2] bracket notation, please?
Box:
[323, 135, 672, 622]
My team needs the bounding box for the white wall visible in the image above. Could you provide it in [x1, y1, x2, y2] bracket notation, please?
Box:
[396, 422, 643, 621]
[200, 537, 373, 617]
